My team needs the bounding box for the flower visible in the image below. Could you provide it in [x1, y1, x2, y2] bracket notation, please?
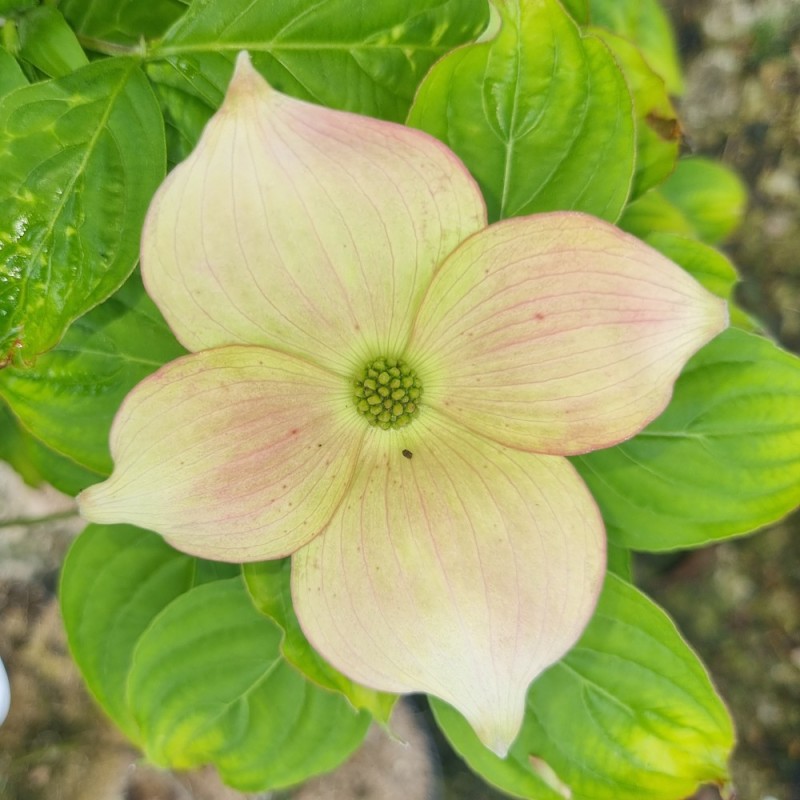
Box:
[79, 52, 727, 756]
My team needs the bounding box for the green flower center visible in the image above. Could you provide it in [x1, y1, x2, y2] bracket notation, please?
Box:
[354, 357, 422, 430]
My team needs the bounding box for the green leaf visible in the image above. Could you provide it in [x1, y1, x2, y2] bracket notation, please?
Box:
[574, 328, 800, 550]
[0, 57, 165, 363]
[407, 0, 635, 222]
[0, 273, 186, 474]
[0, 399, 43, 486]
[433, 573, 733, 800]
[606, 543, 632, 581]
[621, 157, 748, 245]
[128, 577, 371, 792]
[244, 560, 397, 724]
[145, 0, 489, 160]
[60, 524, 197, 742]
[560, 0, 589, 24]
[618, 185, 694, 238]
[17, 6, 89, 78]
[0, 47, 27, 96]
[0, 399, 103, 493]
[591, 28, 679, 198]
[658, 157, 748, 244]
[59, 0, 187, 46]
[589, 0, 684, 94]
[0, 0, 36, 14]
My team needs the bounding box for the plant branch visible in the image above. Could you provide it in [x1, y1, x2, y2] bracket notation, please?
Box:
[0, 509, 79, 529]
[76, 34, 145, 58]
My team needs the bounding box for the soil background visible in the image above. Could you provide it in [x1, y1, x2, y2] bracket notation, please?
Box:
[1, 1, 799, 799]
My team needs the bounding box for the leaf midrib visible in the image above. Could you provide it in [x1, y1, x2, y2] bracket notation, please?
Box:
[153, 41, 455, 57]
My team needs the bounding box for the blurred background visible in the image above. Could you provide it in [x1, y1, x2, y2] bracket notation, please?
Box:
[1, 0, 798, 798]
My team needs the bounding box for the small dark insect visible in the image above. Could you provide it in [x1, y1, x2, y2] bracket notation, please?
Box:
[401, 449, 413, 459]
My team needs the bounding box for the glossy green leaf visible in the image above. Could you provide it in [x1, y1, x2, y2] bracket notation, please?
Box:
[0, 399, 103, 493]
[17, 6, 89, 78]
[589, 0, 684, 94]
[407, 0, 635, 222]
[592, 28, 679, 198]
[433, 574, 733, 800]
[574, 328, 800, 550]
[0, 47, 27, 96]
[59, 0, 187, 46]
[658, 157, 748, 244]
[145, 0, 489, 160]
[60, 524, 197, 742]
[244, 560, 397, 724]
[0, 57, 165, 363]
[128, 577, 371, 792]
[0, 273, 186, 474]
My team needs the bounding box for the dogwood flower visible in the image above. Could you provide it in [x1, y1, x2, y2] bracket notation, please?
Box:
[79, 53, 727, 755]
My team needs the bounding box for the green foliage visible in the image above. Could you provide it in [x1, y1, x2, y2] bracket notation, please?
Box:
[59, 0, 187, 45]
[16, 6, 88, 78]
[0, 399, 102, 493]
[407, 0, 635, 222]
[574, 329, 800, 550]
[0, 46, 27, 96]
[0, 57, 165, 363]
[61, 524, 197, 741]
[589, 0, 684, 94]
[560, 0, 589, 24]
[591, 28, 679, 198]
[0, 0, 36, 15]
[658, 157, 748, 243]
[433, 574, 734, 800]
[146, 0, 489, 160]
[0, 273, 185, 474]
[244, 560, 397, 723]
[130, 577, 370, 790]
[621, 157, 748, 245]
[61, 525, 371, 791]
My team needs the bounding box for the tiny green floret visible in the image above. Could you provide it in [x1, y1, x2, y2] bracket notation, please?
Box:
[354, 357, 422, 430]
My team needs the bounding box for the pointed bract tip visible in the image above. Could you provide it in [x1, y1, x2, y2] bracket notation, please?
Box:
[223, 50, 272, 110]
[233, 50, 255, 78]
[487, 737, 511, 759]
[471, 708, 522, 759]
